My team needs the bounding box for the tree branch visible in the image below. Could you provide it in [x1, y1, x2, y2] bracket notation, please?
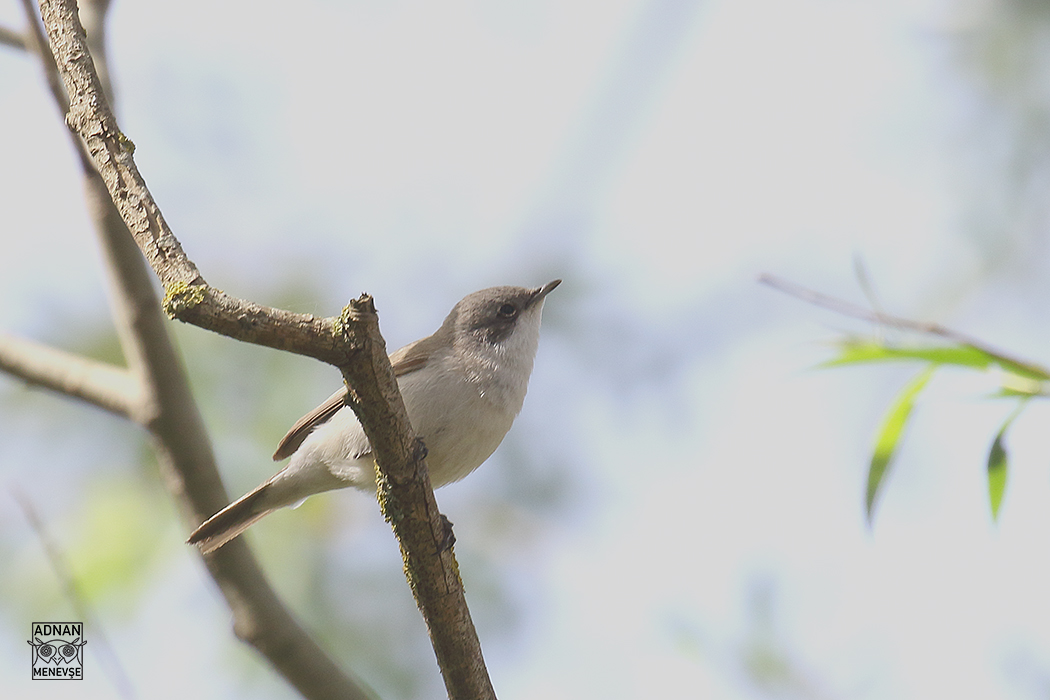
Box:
[0, 332, 139, 419]
[335, 304, 496, 700]
[0, 24, 26, 50]
[84, 172, 379, 700]
[34, 0, 496, 697]
[78, 0, 114, 106]
[18, 0, 97, 175]
[17, 1, 375, 698]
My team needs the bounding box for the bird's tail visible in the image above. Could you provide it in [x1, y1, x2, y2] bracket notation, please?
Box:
[188, 461, 349, 554]
[187, 483, 279, 555]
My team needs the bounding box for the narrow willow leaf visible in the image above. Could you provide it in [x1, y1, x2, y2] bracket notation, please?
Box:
[866, 366, 937, 524]
[987, 436, 1007, 522]
[825, 341, 992, 371]
[825, 340, 1050, 382]
[987, 401, 1027, 522]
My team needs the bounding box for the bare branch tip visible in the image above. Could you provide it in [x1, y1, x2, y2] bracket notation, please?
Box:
[334, 294, 377, 337]
[0, 25, 27, 51]
[351, 292, 376, 314]
[757, 273, 796, 293]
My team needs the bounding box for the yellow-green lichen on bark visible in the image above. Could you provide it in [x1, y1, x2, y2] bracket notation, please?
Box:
[331, 313, 346, 342]
[335, 295, 375, 342]
[400, 543, 418, 599]
[162, 281, 206, 319]
[334, 301, 362, 342]
[117, 131, 136, 155]
[375, 461, 403, 526]
[375, 464, 419, 596]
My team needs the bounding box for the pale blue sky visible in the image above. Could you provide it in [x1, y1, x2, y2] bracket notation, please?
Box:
[4, 1, 1050, 699]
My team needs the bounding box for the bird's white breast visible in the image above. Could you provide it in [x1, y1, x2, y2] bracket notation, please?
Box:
[397, 354, 519, 486]
[289, 300, 545, 491]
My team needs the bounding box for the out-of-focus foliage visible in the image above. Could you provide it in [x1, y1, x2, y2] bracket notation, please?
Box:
[950, 0, 1050, 274]
[826, 336, 1048, 523]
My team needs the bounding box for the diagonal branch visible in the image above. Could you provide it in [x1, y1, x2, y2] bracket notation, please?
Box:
[35, 0, 495, 697]
[0, 332, 139, 419]
[0, 24, 26, 50]
[15, 1, 375, 698]
[84, 172, 379, 700]
[31, 0, 367, 369]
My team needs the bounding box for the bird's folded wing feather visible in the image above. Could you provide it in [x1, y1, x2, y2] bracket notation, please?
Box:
[271, 332, 442, 461]
[271, 387, 349, 460]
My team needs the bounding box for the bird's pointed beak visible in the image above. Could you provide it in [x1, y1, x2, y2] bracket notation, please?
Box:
[532, 279, 561, 304]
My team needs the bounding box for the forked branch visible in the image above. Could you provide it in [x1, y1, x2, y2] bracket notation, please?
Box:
[31, 0, 495, 697]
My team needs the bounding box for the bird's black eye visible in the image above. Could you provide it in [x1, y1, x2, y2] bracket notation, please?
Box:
[497, 303, 517, 319]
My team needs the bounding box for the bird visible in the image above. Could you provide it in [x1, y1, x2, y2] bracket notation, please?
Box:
[188, 280, 561, 554]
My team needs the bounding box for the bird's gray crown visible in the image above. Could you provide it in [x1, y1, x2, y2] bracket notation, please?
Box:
[446, 281, 560, 345]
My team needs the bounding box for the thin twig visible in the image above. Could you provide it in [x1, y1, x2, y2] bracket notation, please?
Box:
[759, 273, 1050, 378]
[21, 0, 66, 110]
[852, 255, 885, 344]
[18, 0, 96, 174]
[12, 487, 137, 699]
[851, 255, 885, 317]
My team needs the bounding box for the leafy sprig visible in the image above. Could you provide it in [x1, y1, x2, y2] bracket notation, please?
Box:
[762, 274, 1049, 523]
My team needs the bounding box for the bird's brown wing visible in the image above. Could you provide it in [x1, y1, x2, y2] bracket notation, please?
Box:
[271, 331, 445, 461]
[271, 387, 349, 460]
[387, 331, 445, 376]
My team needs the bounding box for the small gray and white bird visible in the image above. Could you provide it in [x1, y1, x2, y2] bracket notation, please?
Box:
[188, 280, 561, 554]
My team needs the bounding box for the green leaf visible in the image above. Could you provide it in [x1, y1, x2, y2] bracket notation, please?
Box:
[825, 339, 1050, 383]
[825, 341, 993, 371]
[987, 435, 1007, 522]
[866, 366, 937, 524]
[987, 402, 1027, 522]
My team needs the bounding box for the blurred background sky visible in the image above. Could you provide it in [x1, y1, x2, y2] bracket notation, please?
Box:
[4, 0, 1050, 698]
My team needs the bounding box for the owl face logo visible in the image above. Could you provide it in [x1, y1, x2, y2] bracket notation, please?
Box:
[28, 623, 85, 679]
[29, 637, 85, 665]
